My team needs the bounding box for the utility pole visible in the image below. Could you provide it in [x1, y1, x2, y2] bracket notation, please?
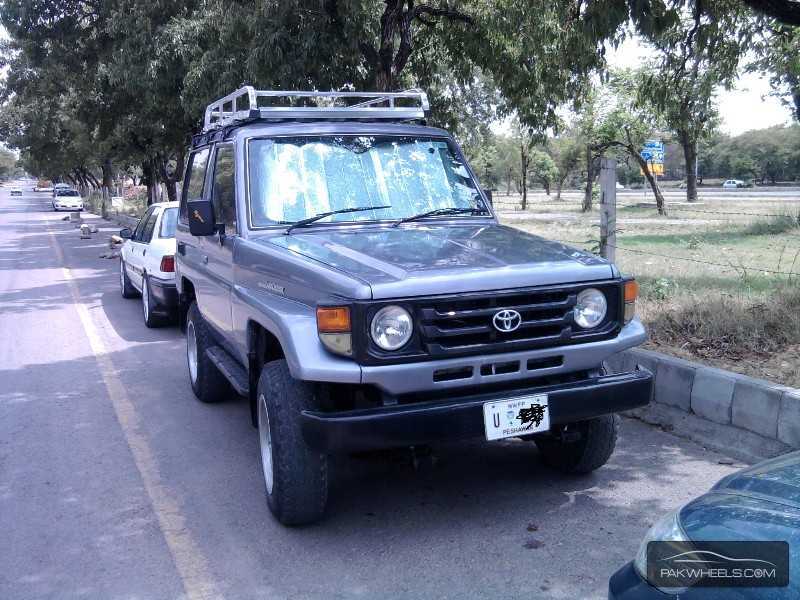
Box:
[599, 157, 617, 262]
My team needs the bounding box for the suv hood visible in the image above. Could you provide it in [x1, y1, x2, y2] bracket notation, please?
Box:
[266, 223, 614, 299]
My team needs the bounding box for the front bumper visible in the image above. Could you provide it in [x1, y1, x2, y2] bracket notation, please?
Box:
[609, 562, 670, 599]
[301, 366, 652, 452]
[360, 319, 647, 395]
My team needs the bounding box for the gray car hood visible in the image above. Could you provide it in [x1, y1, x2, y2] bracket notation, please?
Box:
[265, 223, 614, 299]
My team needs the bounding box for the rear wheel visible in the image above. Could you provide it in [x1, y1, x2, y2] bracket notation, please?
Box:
[186, 301, 229, 403]
[534, 414, 619, 474]
[141, 275, 164, 328]
[257, 359, 328, 526]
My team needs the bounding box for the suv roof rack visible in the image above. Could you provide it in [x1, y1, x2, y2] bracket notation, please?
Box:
[203, 86, 430, 132]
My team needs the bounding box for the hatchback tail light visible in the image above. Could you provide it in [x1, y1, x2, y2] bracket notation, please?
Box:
[160, 255, 175, 273]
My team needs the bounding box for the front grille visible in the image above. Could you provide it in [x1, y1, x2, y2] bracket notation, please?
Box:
[416, 283, 620, 358]
[352, 281, 622, 364]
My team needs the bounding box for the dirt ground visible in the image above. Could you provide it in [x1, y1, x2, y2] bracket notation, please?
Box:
[498, 187, 800, 388]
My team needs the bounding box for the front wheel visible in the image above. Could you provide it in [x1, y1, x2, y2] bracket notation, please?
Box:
[257, 359, 328, 526]
[120, 259, 137, 299]
[534, 414, 619, 474]
[185, 301, 229, 403]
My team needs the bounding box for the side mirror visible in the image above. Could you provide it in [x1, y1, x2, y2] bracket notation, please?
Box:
[119, 227, 132, 239]
[188, 199, 216, 236]
[482, 188, 493, 206]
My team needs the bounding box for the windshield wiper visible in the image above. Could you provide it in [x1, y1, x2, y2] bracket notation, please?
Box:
[285, 205, 391, 234]
[392, 206, 488, 227]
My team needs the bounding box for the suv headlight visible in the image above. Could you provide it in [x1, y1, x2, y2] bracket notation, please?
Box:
[633, 506, 690, 590]
[371, 305, 413, 351]
[573, 288, 607, 328]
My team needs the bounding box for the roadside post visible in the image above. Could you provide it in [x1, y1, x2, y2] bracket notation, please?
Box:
[599, 157, 617, 262]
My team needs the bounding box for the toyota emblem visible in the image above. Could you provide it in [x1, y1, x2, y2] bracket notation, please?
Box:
[493, 309, 522, 332]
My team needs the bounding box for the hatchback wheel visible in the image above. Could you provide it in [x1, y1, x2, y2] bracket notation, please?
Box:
[119, 259, 137, 299]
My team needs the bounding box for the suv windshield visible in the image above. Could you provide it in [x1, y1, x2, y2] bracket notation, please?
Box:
[58, 190, 80, 197]
[248, 135, 485, 227]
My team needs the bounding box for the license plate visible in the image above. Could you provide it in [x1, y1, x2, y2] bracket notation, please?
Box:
[483, 394, 549, 441]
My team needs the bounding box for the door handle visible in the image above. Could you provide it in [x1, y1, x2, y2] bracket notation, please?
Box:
[143, 249, 147, 256]
[202, 255, 209, 264]
[177, 241, 186, 255]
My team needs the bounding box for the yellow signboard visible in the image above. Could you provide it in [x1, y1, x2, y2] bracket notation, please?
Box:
[640, 163, 664, 176]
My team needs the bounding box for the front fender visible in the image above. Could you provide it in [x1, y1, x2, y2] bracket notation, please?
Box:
[233, 285, 362, 384]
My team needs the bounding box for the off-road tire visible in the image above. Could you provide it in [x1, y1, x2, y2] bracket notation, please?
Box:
[186, 301, 229, 403]
[257, 359, 328, 526]
[120, 258, 138, 299]
[535, 414, 619, 474]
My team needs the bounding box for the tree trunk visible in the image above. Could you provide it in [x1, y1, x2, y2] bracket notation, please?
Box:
[679, 131, 698, 202]
[142, 159, 157, 206]
[520, 143, 530, 211]
[789, 70, 800, 122]
[543, 181, 550, 195]
[636, 154, 667, 215]
[156, 156, 178, 203]
[506, 168, 512, 195]
[582, 145, 594, 212]
[101, 158, 113, 218]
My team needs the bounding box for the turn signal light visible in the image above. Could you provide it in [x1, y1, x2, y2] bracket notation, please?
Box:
[317, 307, 351, 333]
[160, 255, 175, 272]
[623, 279, 638, 324]
[624, 279, 639, 302]
[317, 306, 352, 357]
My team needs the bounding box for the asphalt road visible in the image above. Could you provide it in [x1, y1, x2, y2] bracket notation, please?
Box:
[0, 187, 744, 600]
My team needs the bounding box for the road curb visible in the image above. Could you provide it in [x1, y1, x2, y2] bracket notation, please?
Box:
[608, 348, 798, 463]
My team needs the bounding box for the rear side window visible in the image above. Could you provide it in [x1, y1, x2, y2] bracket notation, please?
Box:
[180, 148, 210, 221]
[132, 206, 155, 241]
[141, 208, 160, 243]
[160, 208, 178, 238]
[212, 145, 236, 232]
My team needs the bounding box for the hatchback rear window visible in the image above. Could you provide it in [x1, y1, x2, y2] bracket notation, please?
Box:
[160, 208, 178, 238]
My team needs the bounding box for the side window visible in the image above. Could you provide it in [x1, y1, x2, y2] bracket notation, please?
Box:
[141, 208, 160, 243]
[133, 207, 155, 241]
[180, 147, 210, 222]
[212, 145, 236, 232]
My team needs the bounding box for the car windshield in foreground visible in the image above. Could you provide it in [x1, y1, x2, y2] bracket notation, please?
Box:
[160, 207, 178, 237]
[247, 135, 487, 228]
[58, 190, 80, 197]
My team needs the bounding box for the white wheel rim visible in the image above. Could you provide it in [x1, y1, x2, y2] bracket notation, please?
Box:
[142, 278, 149, 320]
[258, 393, 274, 494]
[187, 320, 198, 383]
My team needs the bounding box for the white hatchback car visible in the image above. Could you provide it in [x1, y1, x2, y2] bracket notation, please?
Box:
[722, 179, 744, 189]
[119, 201, 179, 327]
[52, 189, 84, 211]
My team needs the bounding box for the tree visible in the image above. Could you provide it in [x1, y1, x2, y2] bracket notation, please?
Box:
[588, 69, 668, 214]
[752, 24, 800, 122]
[547, 134, 583, 200]
[740, 0, 800, 25]
[639, 1, 752, 202]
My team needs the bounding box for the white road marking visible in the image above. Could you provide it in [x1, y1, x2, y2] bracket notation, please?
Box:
[46, 217, 222, 600]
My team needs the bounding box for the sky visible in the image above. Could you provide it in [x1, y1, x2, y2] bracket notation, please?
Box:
[608, 36, 794, 136]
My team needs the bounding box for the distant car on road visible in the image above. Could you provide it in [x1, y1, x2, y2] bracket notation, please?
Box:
[51, 189, 84, 211]
[722, 179, 745, 189]
[10, 187, 22, 196]
[52, 183, 72, 197]
[119, 201, 179, 327]
[34, 182, 54, 192]
[609, 451, 800, 599]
